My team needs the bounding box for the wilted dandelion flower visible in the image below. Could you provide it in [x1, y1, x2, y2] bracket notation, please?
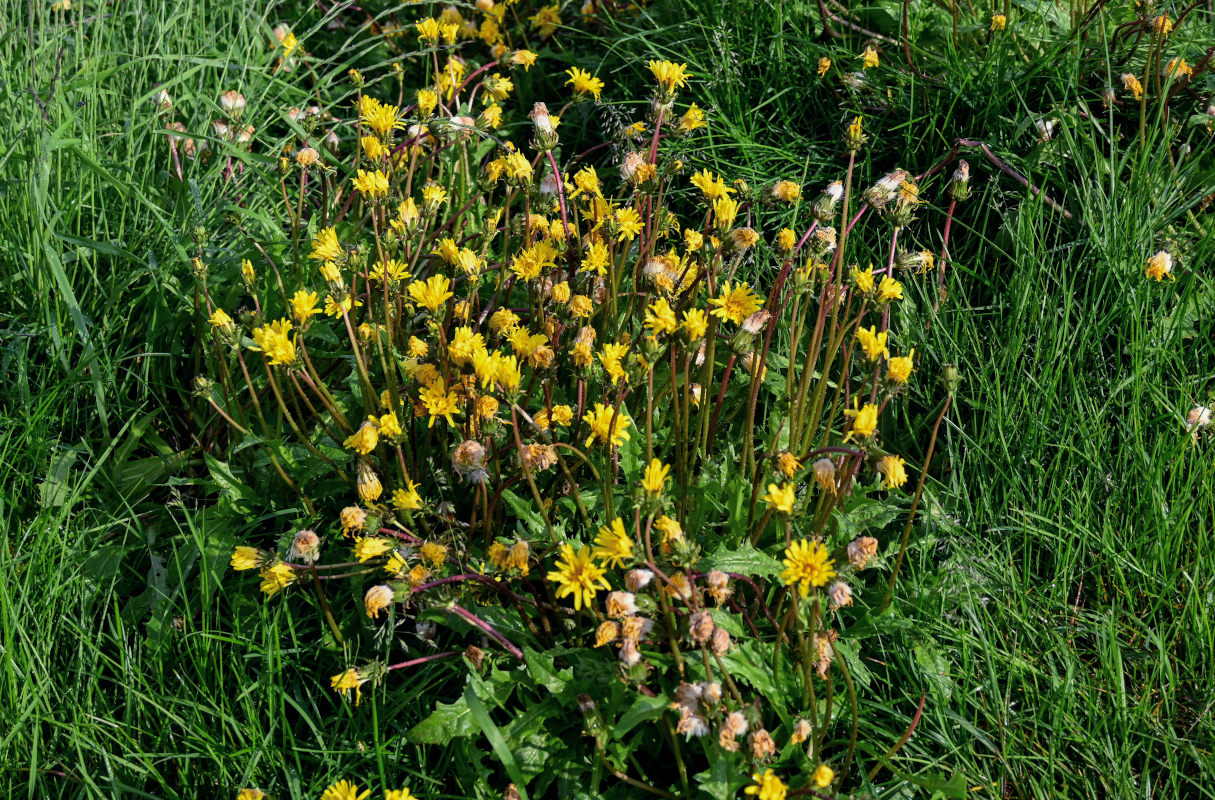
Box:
[547, 544, 610, 611]
[781, 539, 835, 597]
[365, 585, 394, 618]
[848, 535, 879, 568]
[327, 671, 372, 707]
[827, 581, 853, 610]
[606, 591, 637, 619]
[790, 718, 812, 744]
[858, 46, 880, 69]
[287, 530, 321, 564]
[1145, 250, 1174, 281]
[1121, 73, 1144, 100]
[340, 506, 367, 535]
[813, 458, 837, 493]
[990, 13, 1007, 31]
[595, 620, 620, 646]
[771, 180, 801, 203]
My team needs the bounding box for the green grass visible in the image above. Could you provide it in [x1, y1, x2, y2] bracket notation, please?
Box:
[3, 0, 1215, 797]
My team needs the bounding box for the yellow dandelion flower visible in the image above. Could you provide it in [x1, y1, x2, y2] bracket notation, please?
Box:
[762, 482, 796, 515]
[547, 544, 609, 610]
[781, 539, 836, 597]
[641, 459, 670, 495]
[565, 66, 604, 100]
[583, 402, 632, 448]
[709, 281, 763, 324]
[648, 60, 691, 92]
[877, 454, 909, 489]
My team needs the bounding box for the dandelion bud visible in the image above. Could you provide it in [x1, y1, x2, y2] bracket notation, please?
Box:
[348, 68, 364, 88]
[791, 718, 812, 744]
[709, 626, 731, 655]
[625, 568, 654, 592]
[288, 529, 321, 564]
[948, 159, 971, 202]
[843, 115, 867, 152]
[941, 363, 961, 395]
[364, 584, 394, 618]
[827, 581, 853, 610]
[847, 535, 878, 569]
[749, 729, 776, 759]
[688, 610, 715, 644]
[357, 462, 383, 503]
[452, 440, 489, 484]
[192, 375, 215, 398]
